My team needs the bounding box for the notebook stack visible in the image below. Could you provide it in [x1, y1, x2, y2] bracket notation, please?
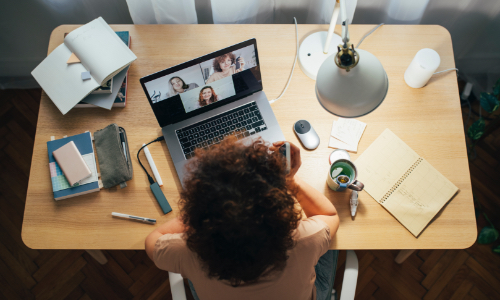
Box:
[47, 132, 102, 200]
[75, 31, 131, 108]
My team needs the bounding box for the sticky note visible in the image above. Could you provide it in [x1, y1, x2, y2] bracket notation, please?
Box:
[67, 53, 81, 64]
[81, 71, 91, 81]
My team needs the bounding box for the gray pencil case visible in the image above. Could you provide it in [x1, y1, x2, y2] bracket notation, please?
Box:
[94, 124, 133, 188]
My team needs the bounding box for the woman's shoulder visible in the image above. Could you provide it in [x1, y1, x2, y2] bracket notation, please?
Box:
[294, 216, 331, 240]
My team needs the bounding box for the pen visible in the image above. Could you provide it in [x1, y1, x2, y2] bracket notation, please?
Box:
[120, 132, 127, 161]
[112, 212, 156, 224]
[143, 143, 163, 186]
[350, 190, 358, 220]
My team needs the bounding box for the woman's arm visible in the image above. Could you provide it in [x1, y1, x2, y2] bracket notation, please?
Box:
[145, 217, 187, 260]
[293, 177, 339, 239]
[270, 141, 339, 239]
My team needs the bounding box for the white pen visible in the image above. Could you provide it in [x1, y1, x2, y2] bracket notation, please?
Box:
[143, 143, 163, 186]
[350, 190, 358, 220]
[112, 212, 156, 224]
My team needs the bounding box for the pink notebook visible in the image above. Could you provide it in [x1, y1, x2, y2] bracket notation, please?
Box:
[52, 141, 91, 186]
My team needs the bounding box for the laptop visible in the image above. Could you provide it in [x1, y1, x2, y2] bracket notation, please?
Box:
[140, 38, 285, 185]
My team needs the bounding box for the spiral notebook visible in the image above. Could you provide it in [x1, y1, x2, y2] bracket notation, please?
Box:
[355, 129, 459, 237]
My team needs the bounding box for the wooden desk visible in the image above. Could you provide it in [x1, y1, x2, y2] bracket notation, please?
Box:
[22, 24, 476, 251]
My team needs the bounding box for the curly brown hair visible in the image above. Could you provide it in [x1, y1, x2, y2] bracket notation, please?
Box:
[213, 52, 236, 73]
[198, 86, 218, 107]
[179, 137, 302, 286]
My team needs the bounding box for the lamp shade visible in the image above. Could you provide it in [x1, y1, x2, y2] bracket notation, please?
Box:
[316, 49, 389, 118]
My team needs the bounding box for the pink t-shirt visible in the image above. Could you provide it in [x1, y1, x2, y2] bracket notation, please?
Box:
[154, 216, 331, 300]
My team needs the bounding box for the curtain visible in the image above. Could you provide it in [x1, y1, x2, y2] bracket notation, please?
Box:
[124, 0, 500, 96]
[125, 0, 198, 24]
[1, 0, 499, 94]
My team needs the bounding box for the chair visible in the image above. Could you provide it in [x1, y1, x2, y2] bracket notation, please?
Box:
[168, 250, 359, 300]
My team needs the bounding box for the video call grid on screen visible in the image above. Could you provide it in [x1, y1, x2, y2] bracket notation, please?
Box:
[140, 39, 262, 128]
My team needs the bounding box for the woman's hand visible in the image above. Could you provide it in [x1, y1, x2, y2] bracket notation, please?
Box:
[237, 57, 245, 71]
[269, 141, 301, 180]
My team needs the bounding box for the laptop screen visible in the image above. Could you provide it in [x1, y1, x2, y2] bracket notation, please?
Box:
[140, 39, 262, 128]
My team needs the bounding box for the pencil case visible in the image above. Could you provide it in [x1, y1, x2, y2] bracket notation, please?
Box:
[94, 124, 133, 188]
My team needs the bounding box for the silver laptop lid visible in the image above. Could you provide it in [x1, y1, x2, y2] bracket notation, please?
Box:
[140, 39, 262, 128]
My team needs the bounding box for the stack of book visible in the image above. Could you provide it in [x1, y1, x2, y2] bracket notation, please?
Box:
[47, 132, 101, 200]
[32, 17, 136, 114]
[75, 31, 131, 108]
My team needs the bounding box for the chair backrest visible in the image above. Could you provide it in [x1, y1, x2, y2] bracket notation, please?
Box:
[340, 250, 358, 300]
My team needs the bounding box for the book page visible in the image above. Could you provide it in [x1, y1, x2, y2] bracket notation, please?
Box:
[355, 129, 420, 202]
[31, 44, 99, 115]
[64, 17, 136, 85]
[382, 159, 459, 237]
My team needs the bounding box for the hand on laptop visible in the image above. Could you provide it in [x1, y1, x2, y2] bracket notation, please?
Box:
[270, 141, 301, 180]
[237, 57, 245, 71]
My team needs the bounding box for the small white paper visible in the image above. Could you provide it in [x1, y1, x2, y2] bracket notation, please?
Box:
[328, 119, 367, 153]
[329, 135, 358, 152]
[330, 118, 367, 146]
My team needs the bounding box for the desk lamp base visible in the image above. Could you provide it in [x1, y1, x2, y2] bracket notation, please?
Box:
[298, 31, 343, 80]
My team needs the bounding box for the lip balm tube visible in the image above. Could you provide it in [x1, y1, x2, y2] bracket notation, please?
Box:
[143, 144, 163, 186]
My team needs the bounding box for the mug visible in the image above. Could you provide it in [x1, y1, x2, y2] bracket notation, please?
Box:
[326, 158, 364, 192]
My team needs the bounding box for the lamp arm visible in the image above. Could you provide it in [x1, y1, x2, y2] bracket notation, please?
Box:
[340, 0, 349, 45]
[323, 0, 340, 54]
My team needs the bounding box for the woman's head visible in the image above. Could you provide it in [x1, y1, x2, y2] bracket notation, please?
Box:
[213, 52, 236, 73]
[198, 86, 217, 107]
[169, 76, 189, 94]
[180, 137, 302, 286]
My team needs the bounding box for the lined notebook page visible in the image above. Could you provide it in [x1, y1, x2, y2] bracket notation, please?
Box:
[383, 159, 458, 237]
[355, 129, 420, 202]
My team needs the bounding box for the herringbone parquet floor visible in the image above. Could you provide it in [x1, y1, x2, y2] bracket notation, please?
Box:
[1, 88, 500, 300]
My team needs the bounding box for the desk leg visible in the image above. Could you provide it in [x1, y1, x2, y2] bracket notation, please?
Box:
[395, 249, 415, 264]
[86, 250, 108, 264]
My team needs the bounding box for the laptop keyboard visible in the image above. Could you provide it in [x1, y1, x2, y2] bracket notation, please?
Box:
[175, 101, 268, 159]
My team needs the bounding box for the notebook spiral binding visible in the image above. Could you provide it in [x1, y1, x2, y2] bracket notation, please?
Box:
[380, 157, 423, 204]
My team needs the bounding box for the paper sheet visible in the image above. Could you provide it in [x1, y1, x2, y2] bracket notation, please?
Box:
[64, 17, 136, 85]
[328, 118, 366, 153]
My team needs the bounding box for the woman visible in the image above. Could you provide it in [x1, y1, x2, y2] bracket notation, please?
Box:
[198, 86, 219, 107]
[145, 138, 340, 300]
[206, 52, 245, 84]
[168, 76, 199, 97]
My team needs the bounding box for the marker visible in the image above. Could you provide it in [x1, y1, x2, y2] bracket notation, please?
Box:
[112, 212, 156, 224]
[350, 190, 358, 220]
[120, 132, 127, 161]
[143, 144, 163, 186]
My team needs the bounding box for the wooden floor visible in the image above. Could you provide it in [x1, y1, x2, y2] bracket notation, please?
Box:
[1, 89, 500, 300]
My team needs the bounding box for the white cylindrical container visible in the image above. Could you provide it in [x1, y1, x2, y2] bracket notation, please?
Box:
[404, 48, 441, 88]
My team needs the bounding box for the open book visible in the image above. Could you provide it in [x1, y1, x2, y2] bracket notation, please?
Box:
[355, 129, 459, 237]
[32, 17, 137, 115]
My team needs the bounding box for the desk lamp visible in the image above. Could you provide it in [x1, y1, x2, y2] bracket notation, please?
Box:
[311, 0, 389, 118]
[298, 0, 343, 80]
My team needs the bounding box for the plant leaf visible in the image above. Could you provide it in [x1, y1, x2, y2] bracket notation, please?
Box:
[480, 92, 499, 113]
[493, 244, 500, 254]
[493, 78, 500, 97]
[467, 118, 485, 140]
[477, 226, 499, 244]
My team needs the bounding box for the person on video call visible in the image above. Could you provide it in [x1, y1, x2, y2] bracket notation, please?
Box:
[145, 137, 340, 300]
[168, 76, 199, 97]
[198, 86, 219, 107]
[206, 52, 245, 84]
